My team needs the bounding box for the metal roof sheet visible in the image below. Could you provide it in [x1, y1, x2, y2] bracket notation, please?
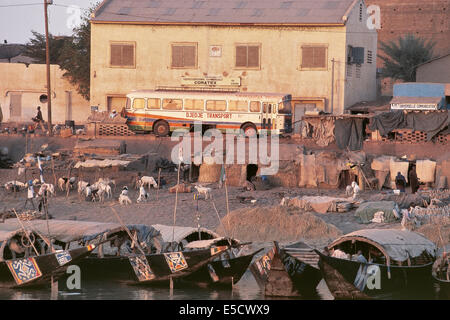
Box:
[91, 0, 357, 25]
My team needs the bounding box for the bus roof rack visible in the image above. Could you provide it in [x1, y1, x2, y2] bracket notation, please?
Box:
[155, 86, 240, 93]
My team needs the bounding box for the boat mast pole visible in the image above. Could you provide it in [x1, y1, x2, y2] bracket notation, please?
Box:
[12, 209, 40, 256]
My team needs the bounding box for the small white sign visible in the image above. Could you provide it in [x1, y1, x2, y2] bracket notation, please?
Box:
[209, 45, 222, 57]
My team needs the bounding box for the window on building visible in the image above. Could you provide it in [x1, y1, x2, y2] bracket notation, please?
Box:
[228, 100, 248, 112]
[359, 3, 363, 22]
[250, 101, 261, 112]
[184, 99, 204, 110]
[147, 98, 161, 110]
[235, 45, 260, 68]
[163, 99, 183, 110]
[133, 98, 145, 109]
[206, 100, 227, 111]
[171, 43, 197, 68]
[367, 50, 373, 64]
[107, 96, 127, 112]
[110, 43, 135, 67]
[301, 46, 327, 69]
[356, 64, 362, 78]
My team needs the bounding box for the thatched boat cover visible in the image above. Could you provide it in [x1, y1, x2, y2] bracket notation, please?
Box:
[74, 159, 131, 168]
[184, 237, 235, 249]
[0, 229, 24, 243]
[0, 219, 121, 243]
[329, 229, 436, 262]
[152, 224, 219, 244]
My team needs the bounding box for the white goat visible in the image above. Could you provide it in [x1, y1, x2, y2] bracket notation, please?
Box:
[78, 180, 89, 195]
[140, 176, 158, 189]
[38, 183, 55, 197]
[194, 185, 212, 200]
[4, 181, 26, 191]
[119, 187, 132, 205]
[97, 178, 116, 190]
[137, 186, 150, 203]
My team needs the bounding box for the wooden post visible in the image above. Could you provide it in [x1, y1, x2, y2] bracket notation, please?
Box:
[44, 0, 53, 136]
[157, 168, 161, 200]
[50, 276, 58, 300]
[51, 157, 57, 188]
[169, 275, 173, 297]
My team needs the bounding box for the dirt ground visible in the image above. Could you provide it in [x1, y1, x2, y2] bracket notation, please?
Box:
[0, 167, 401, 249]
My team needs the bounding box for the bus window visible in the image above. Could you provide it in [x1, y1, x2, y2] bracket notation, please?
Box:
[184, 99, 204, 111]
[268, 104, 272, 113]
[126, 97, 131, 109]
[263, 103, 268, 113]
[206, 100, 226, 111]
[272, 104, 277, 113]
[228, 100, 248, 112]
[250, 101, 260, 112]
[147, 98, 161, 110]
[133, 98, 145, 110]
[163, 99, 183, 110]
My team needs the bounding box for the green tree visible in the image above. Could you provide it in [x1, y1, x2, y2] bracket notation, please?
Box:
[58, 9, 92, 100]
[23, 31, 69, 64]
[379, 34, 436, 82]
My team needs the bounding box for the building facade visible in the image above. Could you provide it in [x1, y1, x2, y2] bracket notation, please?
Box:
[416, 53, 450, 84]
[0, 63, 90, 124]
[90, 0, 377, 117]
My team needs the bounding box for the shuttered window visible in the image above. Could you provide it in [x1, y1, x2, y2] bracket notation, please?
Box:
[206, 100, 227, 111]
[250, 101, 261, 112]
[184, 99, 204, 110]
[163, 99, 183, 110]
[171, 44, 197, 68]
[228, 100, 249, 112]
[110, 43, 135, 67]
[301, 46, 327, 69]
[147, 98, 161, 110]
[133, 98, 145, 109]
[235, 45, 260, 68]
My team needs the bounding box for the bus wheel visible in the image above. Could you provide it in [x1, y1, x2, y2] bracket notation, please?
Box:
[241, 123, 257, 137]
[154, 121, 169, 137]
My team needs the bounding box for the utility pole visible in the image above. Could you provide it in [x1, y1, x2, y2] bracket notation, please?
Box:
[44, 0, 53, 136]
[330, 58, 335, 114]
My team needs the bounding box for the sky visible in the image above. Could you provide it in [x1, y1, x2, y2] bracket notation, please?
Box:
[0, 0, 100, 44]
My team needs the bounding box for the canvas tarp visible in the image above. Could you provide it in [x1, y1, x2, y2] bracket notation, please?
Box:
[390, 159, 410, 184]
[152, 224, 219, 244]
[297, 153, 318, 187]
[281, 196, 352, 213]
[304, 118, 335, 147]
[368, 193, 428, 209]
[369, 110, 450, 140]
[334, 118, 365, 151]
[330, 229, 437, 262]
[354, 201, 399, 224]
[416, 160, 436, 183]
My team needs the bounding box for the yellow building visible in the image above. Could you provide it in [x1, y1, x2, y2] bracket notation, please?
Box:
[0, 63, 90, 124]
[90, 0, 377, 120]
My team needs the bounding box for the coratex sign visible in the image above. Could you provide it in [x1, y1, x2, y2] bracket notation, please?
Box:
[181, 77, 241, 87]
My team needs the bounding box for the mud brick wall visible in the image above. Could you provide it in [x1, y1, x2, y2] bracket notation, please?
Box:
[366, 0, 450, 95]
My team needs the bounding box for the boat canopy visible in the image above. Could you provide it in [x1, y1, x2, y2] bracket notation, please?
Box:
[328, 229, 437, 262]
[152, 224, 219, 244]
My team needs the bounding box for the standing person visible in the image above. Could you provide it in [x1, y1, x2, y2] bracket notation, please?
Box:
[24, 180, 36, 210]
[395, 172, 407, 193]
[32, 106, 46, 132]
[408, 165, 420, 194]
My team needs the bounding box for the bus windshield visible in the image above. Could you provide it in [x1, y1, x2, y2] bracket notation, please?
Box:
[278, 99, 292, 114]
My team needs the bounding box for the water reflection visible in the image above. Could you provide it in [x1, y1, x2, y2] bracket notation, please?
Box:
[0, 270, 443, 300]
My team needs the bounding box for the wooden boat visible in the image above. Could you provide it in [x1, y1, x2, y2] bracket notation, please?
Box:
[0, 219, 225, 286]
[432, 249, 449, 299]
[0, 227, 96, 288]
[250, 241, 322, 297]
[315, 229, 437, 300]
[175, 237, 262, 288]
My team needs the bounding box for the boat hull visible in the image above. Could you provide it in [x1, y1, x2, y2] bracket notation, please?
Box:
[316, 250, 435, 300]
[0, 246, 94, 288]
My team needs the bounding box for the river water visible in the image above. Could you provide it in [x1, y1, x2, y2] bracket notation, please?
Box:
[0, 270, 444, 300]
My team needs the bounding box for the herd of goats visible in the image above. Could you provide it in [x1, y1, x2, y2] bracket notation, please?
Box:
[3, 174, 213, 205]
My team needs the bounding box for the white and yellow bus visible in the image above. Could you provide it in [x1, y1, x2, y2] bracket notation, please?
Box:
[122, 90, 292, 136]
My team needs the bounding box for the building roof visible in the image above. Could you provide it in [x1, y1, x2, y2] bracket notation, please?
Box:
[390, 96, 444, 105]
[91, 0, 359, 26]
[416, 53, 450, 69]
